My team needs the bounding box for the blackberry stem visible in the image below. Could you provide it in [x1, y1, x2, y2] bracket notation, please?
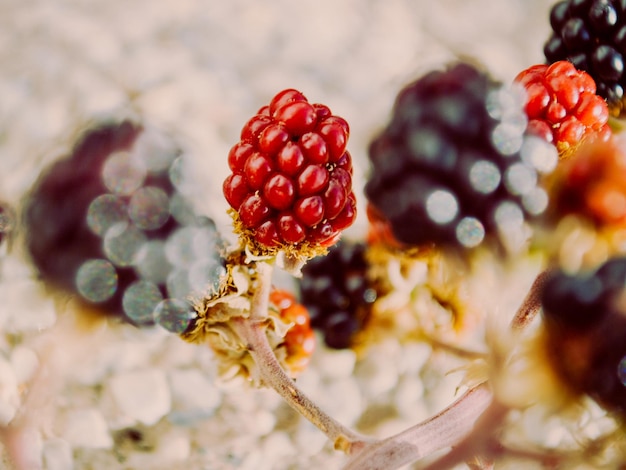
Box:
[510, 269, 551, 330]
[231, 261, 372, 453]
[341, 384, 494, 470]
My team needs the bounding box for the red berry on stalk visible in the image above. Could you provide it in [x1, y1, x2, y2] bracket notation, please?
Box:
[515, 61, 611, 154]
[269, 289, 315, 376]
[224, 89, 357, 257]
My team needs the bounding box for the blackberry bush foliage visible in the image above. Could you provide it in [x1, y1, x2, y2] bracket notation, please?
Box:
[23, 118, 225, 332]
[544, 0, 626, 114]
[365, 62, 556, 253]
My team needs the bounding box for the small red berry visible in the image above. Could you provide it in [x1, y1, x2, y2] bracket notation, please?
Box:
[331, 194, 357, 231]
[223, 174, 249, 209]
[295, 196, 325, 227]
[277, 142, 306, 176]
[244, 153, 273, 190]
[274, 101, 317, 136]
[239, 194, 271, 228]
[228, 142, 255, 173]
[241, 114, 273, 143]
[263, 173, 295, 210]
[300, 132, 329, 164]
[323, 179, 347, 220]
[269, 89, 307, 116]
[330, 167, 352, 193]
[259, 123, 290, 155]
[278, 212, 306, 243]
[297, 165, 329, 196]
[312, 103, 332, 121]
[318, 119, 348, 161]
[255, 220, 280, 247]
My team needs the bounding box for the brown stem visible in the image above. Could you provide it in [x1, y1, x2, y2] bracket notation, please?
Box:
[419, 400, 508, 470]
[232, 260, 372, 453]
[341, 384, 494, 470]
[510, 269, 551, 330]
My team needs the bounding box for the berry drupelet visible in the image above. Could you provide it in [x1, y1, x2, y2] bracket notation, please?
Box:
[515, 60, 611, 153]
[23, 118, 225, 331]
[269, 289, 316, 376]
[299, 240, 376, 349]
[365, 62, 554, 252]
[540, 257, 626, 416]
[544, 0, 626, 114]
[223, 89, 357, 259]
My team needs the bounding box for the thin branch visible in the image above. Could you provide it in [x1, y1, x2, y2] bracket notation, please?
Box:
[510, 269, 551, 330]
[231, 261, 373, 453]
[341, 384, 494, 470]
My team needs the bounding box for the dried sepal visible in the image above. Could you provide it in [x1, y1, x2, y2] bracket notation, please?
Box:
[181, 253, 303, 383]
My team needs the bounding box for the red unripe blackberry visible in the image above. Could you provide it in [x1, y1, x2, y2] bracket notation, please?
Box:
[544, 0, 626, 114]
[515, 61, 611, 153]
[546, 137, 626, 228]
[269, 289, 315, 376]
[365, 62, 552, 252]
[224, 89, 357, 257]
[299, 240, 376, 349]
[541, 258, 626, 416]
[23, 119, 225, 330]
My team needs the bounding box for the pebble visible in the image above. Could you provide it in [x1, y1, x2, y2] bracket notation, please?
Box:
[42, 438, 73, 470]
[109, 369, 171, 426]
[167, 368, 221, 425]
[62, 409, 113, 449]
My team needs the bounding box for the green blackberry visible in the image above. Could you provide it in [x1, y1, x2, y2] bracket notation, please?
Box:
[23, 118, 225, 332]
[544, 0, 626, 112]
[541, 258, 626, 416]
[299, 240, 376, 349]
[365, 62, 552, 251]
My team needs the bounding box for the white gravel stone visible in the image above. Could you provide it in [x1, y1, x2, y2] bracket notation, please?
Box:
[10, 346, 39, 384]
[109, 369, 171, 426]
[42, 438, 73, 470]
[62, 409, 113, 449]
[167, 368, 221, 425]
[0, 355, 19, 425]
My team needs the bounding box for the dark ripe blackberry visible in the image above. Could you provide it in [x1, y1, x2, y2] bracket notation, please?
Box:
[365, 62, 551, 252]
[23, 118, 225, 331]
[299, 240, 376, 349]
[544, 0, 626, 113]
[540, 258, 626, 415]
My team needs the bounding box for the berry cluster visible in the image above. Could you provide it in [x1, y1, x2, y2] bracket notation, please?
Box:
[544, 0, 626, 113]
[23, 119, 225, 332]
[515, 60, 611, 152]
[299, 240, 376, 349]
[269, 289, 315, 376]
[223, 89, 356, 256]
[546, 137, 626, 228]
[541, 258, 626, 416]
[365, 62, 552, 252]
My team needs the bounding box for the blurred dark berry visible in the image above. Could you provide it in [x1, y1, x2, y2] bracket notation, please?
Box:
[299, 240, 376, 349]
[23, 118, 225, 330]
[541, 257, 626, 415]
[365, 62, 551, 252]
